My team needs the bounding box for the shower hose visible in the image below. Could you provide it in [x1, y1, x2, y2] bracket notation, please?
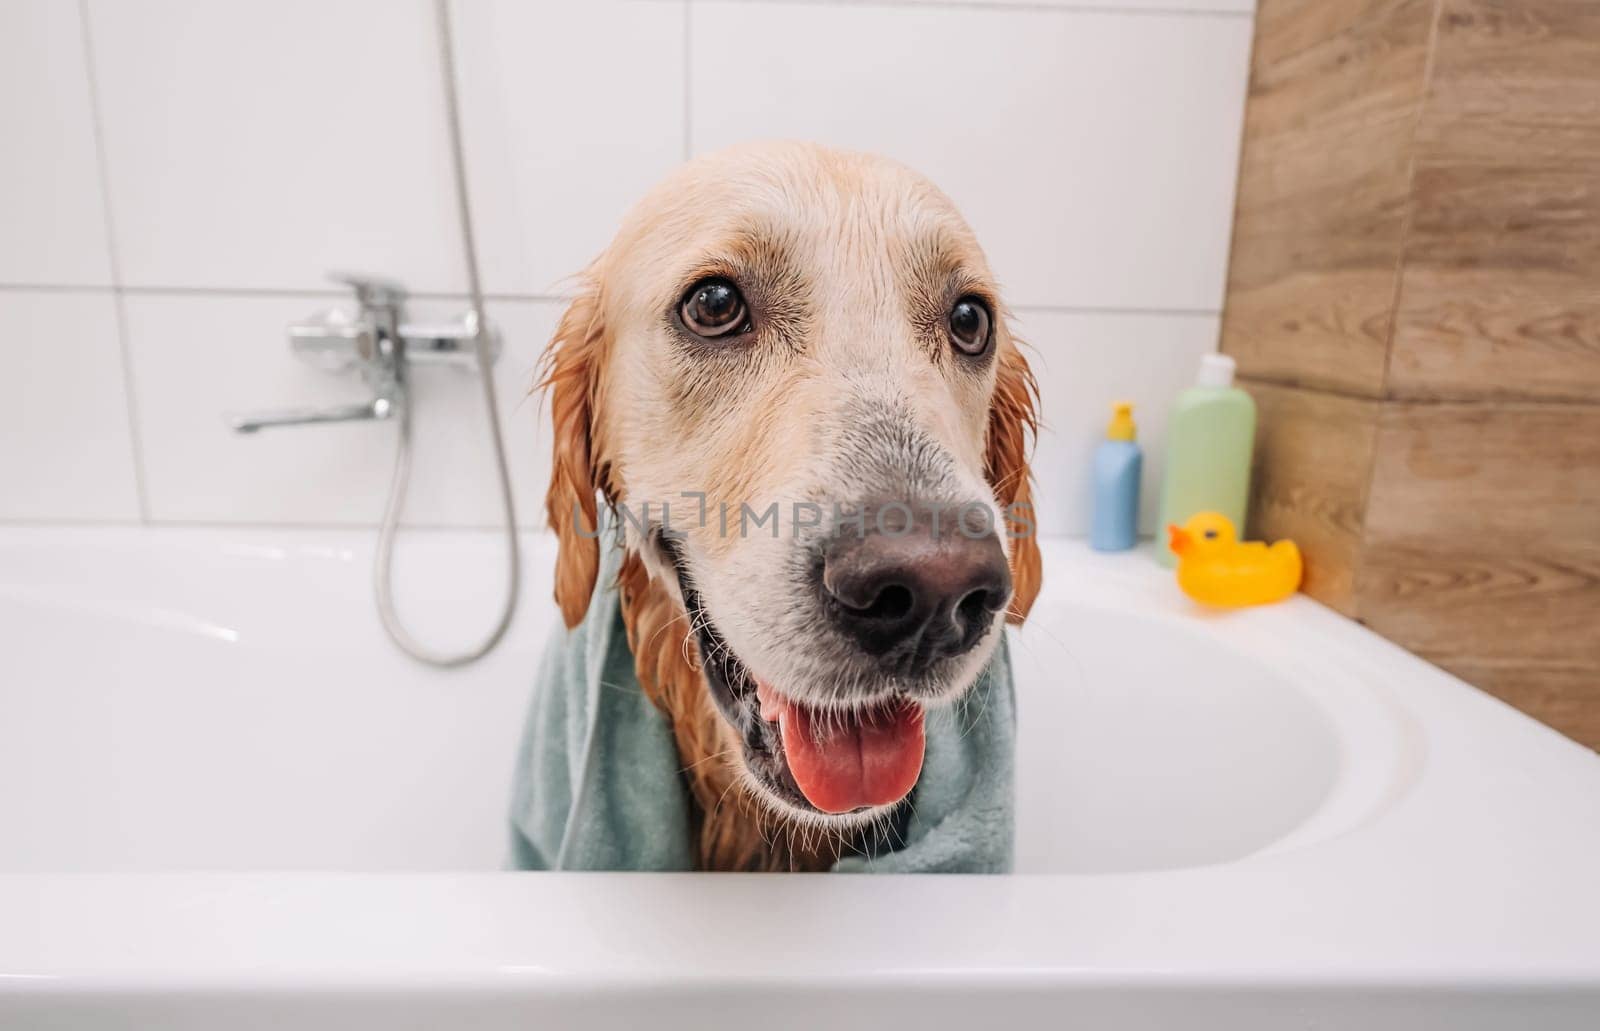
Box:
[372, 0, 520, 668]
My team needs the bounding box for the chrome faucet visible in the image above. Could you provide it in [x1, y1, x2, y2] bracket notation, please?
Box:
[229, 272, 499, 434]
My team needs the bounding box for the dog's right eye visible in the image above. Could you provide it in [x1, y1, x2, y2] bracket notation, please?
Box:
[680, 278, 749, 339]
[948, 297, 992, 356]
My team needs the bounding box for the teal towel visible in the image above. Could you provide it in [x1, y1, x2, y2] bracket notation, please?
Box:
[509, 532, 1015, 873]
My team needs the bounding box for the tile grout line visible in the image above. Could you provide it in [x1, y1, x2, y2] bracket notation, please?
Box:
[1349, 0, 1446, 620]
[0, 516, 548, 533]
[0, 281, 1222, 319]
[1375, 0, 1444, 406]
[78, 0, 152, 526]
[682, 0, 694, 162]
[1211, 0, 1260, 357]
[0, 282, 117, 294]
[650, 0, 1252, 19]
[1239, 374, 1600, 411]
[0, 283, 579, 303]
[73, 0, 123, 295]
[0, 515, 1112, 541]
[1015, 303, 1221, 317]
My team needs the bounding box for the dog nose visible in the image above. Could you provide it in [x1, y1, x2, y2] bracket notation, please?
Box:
[821, 521, 1011, 671]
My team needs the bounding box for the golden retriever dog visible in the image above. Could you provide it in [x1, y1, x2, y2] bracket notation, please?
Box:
[541, 141, 1040, 871]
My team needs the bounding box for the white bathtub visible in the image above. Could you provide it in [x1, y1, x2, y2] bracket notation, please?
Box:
[2, 527, 1597, 1029]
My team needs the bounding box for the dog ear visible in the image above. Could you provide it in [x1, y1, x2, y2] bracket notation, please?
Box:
[540, 274, 610, 629]
[985, 338, 1042, 625]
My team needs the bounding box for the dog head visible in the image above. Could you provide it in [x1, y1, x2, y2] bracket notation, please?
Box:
[543, 141, 1039, 831]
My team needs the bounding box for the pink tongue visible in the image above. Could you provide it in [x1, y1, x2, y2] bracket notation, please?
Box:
[757, 680, 926, 814]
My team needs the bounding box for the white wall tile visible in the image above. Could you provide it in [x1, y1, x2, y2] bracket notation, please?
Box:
[750, 1, 1257, 12]
[452, 0, 687, 295]
[85, 0, 465, 293]
[0, 291, 140, 520]
[917, 1, 1254, 10]
[119, 298, 1215, 538]
[690, 1, 1251, 311]
[1018, 308, 1218, 537]
[0, 1, 115, 286]
[23, 0, 1255, 535]
[124, 292, 555, 527]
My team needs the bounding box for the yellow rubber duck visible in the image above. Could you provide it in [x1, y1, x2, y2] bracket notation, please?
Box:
[1167, 512, 1302, 607]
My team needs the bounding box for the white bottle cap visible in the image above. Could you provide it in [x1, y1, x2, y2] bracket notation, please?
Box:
[1197, 353, 1236, 388]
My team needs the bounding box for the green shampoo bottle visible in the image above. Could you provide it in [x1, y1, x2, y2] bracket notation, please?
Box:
[1156, 354, 1256, 567]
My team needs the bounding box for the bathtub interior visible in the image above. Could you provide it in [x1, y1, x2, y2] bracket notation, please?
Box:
[1012, 599, 1338, 873]
[0, 528, 1346, 876]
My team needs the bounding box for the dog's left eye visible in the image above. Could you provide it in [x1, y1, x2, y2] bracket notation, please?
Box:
[680, 278, 749, 339]
[948, 297, 992, 356]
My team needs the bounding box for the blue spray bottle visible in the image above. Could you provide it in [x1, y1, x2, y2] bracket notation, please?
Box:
[1090, 402, 1141, 552]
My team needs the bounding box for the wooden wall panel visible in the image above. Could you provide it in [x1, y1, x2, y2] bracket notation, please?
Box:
[1241, 381, 1380, 614]
[1358, 404, 1600, 702]
[1361, 403, 1600, 544]
[1224, 0, 1600, 748]
[1412, 0, 1600, 168]
[1390, 268, 1600, 403]
[1389, 0, 1600, 402]
[1220, 0, 1435, 397]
